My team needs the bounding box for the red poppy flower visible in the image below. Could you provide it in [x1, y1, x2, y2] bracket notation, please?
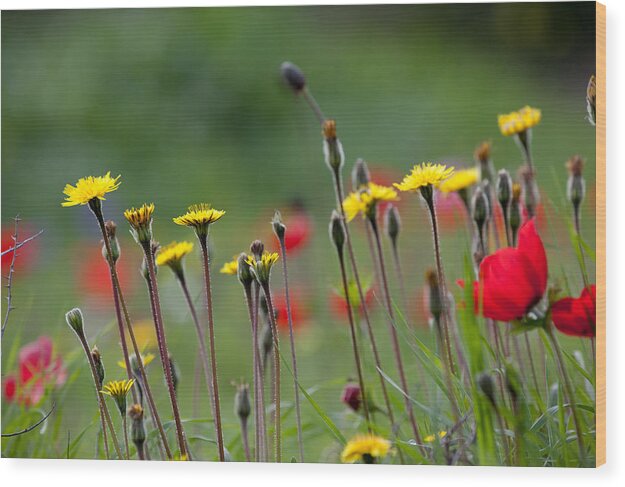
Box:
[552, 285, 596, 337]
[1, 223, 39, 274]
[468, 219, 547, 322]
[271, 291, 310, 332]
[3, 336, 67, 407]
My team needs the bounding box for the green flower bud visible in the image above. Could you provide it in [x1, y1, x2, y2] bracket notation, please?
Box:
[351, 158, 371, 190]
[91, 346, 105, 388]
[272, 210, 286, 241]
[329, 210, 345, 253]
[384, 204, 401, 244]
[280, 61, 306, 93]
[65, 307, 85, 337]
[322, 120, 344, 172]
[496, 170, 512, 210]
[234, 382, 251, 423]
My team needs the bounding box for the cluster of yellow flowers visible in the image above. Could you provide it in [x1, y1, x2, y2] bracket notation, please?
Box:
[497, 105, 541, 136]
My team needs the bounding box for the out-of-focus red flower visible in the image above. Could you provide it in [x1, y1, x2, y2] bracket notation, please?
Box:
[341, 383, 361, 412]
[271, 291, 310, 332]
[330, 284, 376, 320]
[3, 336, 66, 407]
[75, 245, 132, 298]
[462, 219, 547, 322]
[552, 285, 596, 337]
[1, 223, 39, 274]
[434, 191, 468, 232]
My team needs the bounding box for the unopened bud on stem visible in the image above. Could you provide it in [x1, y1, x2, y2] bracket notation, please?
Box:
[384, 204, 401, 245]
[280, 62, 306, 93]
[322, 119, 345, 172]
[329, 210, 345, 253]
[351, 158, 370, 190]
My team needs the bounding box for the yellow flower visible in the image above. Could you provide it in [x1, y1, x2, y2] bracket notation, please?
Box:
[173, 203, 225, 232]
[156, 241, 194, 267]
[246, 251, 279, 284]
[61, 172, 121, 207]
[102, 379, 135, 398]
[394, 163, 455, 192]
[220, 257, 239, 275]
[101, 379, 135, 415]
[498, 106, 541, 136]
[117, 352, 155, 370]
[342, 182, 398, 222]
[439, 167, 479, 193]
[126, 320, 157, 350]
[342, 192, 366, 222]
[424, 431, 447, 443]
[124, 203, 155, 244]
[341, 434, 391, 463]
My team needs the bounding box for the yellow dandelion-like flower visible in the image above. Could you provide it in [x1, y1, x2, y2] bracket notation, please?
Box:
[424, 431, 447, 443]
[342, 182, 398, 222]
[124, 203, 155, 228]
[439, 167, 479, 193]
[156, 241, 194, 267]
[126, 320, 157, 350]
[246, 251, 279, 284]
[220, 257, 239, 275]
[341, 434, 391, 463]
[342, 192, 366, 222]
[117, 352, 155, 370]
[394, 163, 455, 192]
[173, 204, 225, 232]
[61, 172, 121, 207]
[102, 379, 135, 398]
[498, 106, 541, 136]
[101, 379, 135, 415]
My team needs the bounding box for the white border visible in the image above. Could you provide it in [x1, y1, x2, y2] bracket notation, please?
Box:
[1, 0, 623, 485]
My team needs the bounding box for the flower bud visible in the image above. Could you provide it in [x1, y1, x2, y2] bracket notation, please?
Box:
[250, 240, 265, 260]
[474, 141, 492, 166]
[471, 184, 490, 230]
[477, 372, 497, 406]
[384, 204, 401, 245]
[496, 170, 512, 210]
[65, 307, 85, 337]
[91, 346, 105, 388]
[566, 155, 585, 209]
[425, 269, 442, 321]
[341, 383, 361, 412]
[280, 61, 306, 93]
[168, 354, 180, 394]
[102, 220, 120, 264]
[129, 404, 146, 451]
[271, 210, 286, 241]
[237, 253, 254, 286]
[260, 321, 274, 372]
[586, 74, 596, 126]
[234, 382, 251, 423]
[509, 183, 522, 242]
[322, 119, 345, 172]
[518, 164, 540, 218]
[329, 210, 345, 253]
[351, 158, 370, 190]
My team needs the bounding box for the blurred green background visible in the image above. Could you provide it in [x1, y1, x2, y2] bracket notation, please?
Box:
[2, 2, 596, 461]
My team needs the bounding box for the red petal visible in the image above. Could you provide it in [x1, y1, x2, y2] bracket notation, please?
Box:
[19, 336, 53, 384]
[3, 375, 17, 401]
[552, 285, 596, 337]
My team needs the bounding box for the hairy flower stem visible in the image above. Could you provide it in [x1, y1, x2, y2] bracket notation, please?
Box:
[176, 272, 220, 454]
[260, 283, 282, 463]
[107, 268, 138, 404]
[330, 168, 397, 429]
[92, 204, 172, 458]
[141, 243, 188, 458]
[424, 196, 456, 377]
[389, 240, 409, 322]
[196, 237, 226, 462]
[277, 239, 305, 462]
[369, 218, 424, 450]
[77, 336, 111, 459]
[336, 249, 372, 432]
[241, 417, 251, 462]
[253, 283, 268, 461]
[546, 324, 586, 464]
[123, 414, 130, 460]
[243, 282, 261, 461]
